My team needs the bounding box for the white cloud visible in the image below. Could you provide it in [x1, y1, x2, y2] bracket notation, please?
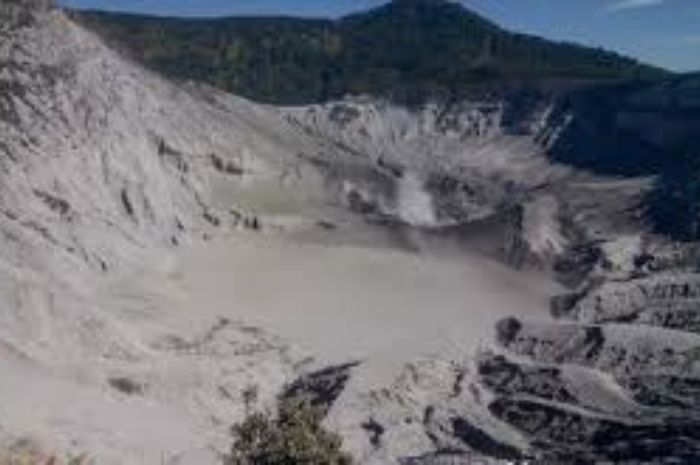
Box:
[685, 34, 700, 44]
[606, 0, 665, 12]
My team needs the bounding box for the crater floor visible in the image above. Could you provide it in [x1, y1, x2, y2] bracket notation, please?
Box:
[120, 226, 559, 388]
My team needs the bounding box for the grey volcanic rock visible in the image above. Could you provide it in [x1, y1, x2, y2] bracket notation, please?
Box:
[0, 0, 53, 28]
[481, 346, 700, 463]
[477, 273, 700, 462]
[488, 397, 700, 463]
[562, 273, 700, 332]
[496, 318, 700, 379]
[283, 362, 360, 415]
[325, 357, 531, 465]
[329, 264, 700, 463]
[1, 3, 696, 464]
[286, 98, 650, 269]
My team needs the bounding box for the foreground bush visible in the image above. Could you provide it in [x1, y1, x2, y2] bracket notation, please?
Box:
[224, 400, 353, 465]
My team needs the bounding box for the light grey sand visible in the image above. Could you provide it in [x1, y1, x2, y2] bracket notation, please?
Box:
[156, 229, 558, 387]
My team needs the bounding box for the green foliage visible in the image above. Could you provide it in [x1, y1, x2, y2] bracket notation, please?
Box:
[70, 0, 666, 105]
[224, 400, 353, 465]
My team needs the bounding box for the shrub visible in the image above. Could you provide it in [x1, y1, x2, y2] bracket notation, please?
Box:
[224, 399, 353, 465]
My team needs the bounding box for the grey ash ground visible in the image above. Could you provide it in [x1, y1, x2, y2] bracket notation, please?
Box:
[0, 1, 699, 464]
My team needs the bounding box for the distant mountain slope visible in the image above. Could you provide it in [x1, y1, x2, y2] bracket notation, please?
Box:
[70, 0, 666, 104]
[542, 74, 700, 240]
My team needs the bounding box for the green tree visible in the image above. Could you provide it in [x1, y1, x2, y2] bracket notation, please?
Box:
[225, 400, 353, 465]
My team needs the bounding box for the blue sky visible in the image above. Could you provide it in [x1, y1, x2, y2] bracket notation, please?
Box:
[57, 0, 700, 72]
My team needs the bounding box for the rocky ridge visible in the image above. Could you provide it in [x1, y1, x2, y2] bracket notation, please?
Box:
[0, 3, 334, 462]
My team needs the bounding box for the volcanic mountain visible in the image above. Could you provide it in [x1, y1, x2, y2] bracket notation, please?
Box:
[1, 1, 700, 464]
[72, 0, 665, 104]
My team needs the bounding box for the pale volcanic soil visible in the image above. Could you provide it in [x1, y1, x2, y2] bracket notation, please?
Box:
[126, 225, 559, 389]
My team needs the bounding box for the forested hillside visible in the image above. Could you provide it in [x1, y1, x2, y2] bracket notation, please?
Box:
[71, 0, 665, 104]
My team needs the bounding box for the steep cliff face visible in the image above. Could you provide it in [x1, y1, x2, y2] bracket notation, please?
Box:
[283, 76, 700, 250]
[0, 6, 332, 462]
[542, 76, 700, 242]
[1, 6, 208, 360]
[546, 78, 700, 177]
[284, 98, 548, 228]
[0, 2, 346, 360]
[284, 96, 650, 268]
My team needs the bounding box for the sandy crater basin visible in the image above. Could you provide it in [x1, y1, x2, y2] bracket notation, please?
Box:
[153, 228, 558, 386]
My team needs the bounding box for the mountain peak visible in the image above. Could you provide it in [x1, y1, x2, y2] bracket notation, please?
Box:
[355, 0, 484, 20]
[386, 0, 458, 7]
[387, 0, 454, 6]
[342, 0, 500, 40]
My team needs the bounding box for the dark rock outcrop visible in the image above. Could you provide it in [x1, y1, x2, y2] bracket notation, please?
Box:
[479, 269, 700, 463]
[283, 362, 360, 416]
